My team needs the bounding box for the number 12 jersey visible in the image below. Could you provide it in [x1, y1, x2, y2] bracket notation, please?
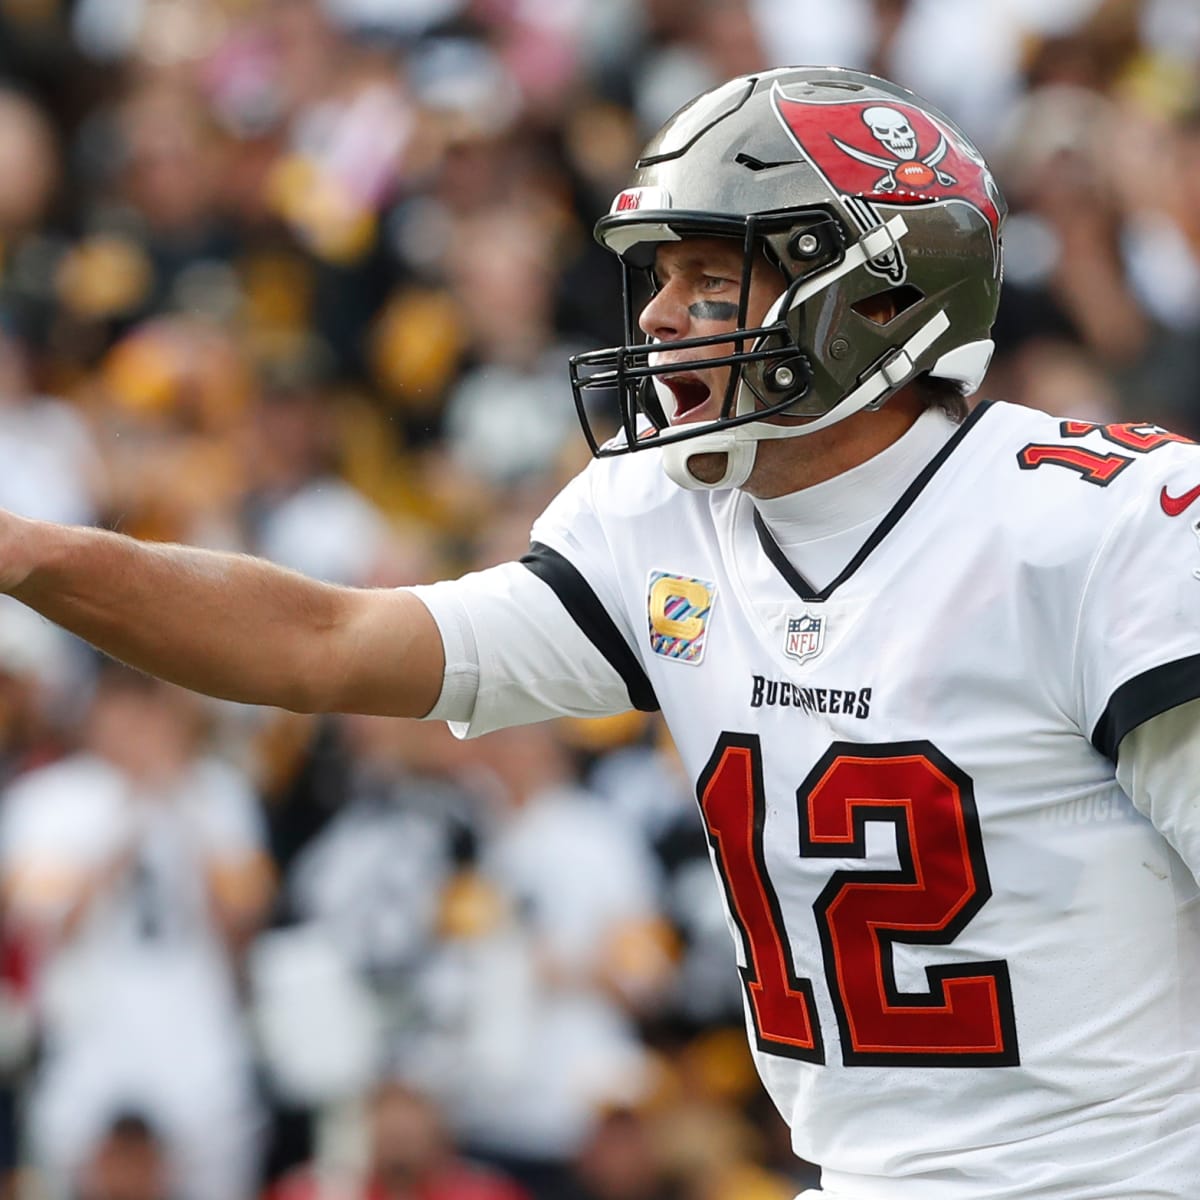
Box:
[415, 400, 1200, 1199]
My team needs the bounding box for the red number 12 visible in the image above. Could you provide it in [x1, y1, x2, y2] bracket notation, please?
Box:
[1017, 420, 1193, 486]
[699, 735, 1019, 1067]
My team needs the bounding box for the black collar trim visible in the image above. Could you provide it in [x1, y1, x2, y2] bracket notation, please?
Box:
[753, 401, 994, 603]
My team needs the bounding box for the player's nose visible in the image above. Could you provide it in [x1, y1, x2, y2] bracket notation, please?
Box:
[638, 281, 689, 342]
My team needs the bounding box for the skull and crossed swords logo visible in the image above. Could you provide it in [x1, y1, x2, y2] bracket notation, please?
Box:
[831, 106, 957, 193]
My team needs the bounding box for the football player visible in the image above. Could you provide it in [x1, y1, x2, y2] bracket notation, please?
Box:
[1, 68, 1199, 1198]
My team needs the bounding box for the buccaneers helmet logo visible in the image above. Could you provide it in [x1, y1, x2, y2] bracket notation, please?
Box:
[832, 106, 957, 193]
[771, 86, 1003, 259]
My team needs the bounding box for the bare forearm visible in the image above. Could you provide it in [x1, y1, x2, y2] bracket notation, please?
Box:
[6, 519, 444, 715]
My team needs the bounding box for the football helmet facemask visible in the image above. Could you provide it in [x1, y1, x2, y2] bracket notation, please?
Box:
[567, 67, 1006, 489]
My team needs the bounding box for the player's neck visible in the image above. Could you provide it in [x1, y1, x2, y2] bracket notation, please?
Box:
[742, 388, 927, 500]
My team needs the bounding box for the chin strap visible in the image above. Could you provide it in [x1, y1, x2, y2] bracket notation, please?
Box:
[662, 431, 758, 490]
[662, 308, 953, 491]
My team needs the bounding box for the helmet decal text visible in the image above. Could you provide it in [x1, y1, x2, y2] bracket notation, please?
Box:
[609, 186, 672, 215]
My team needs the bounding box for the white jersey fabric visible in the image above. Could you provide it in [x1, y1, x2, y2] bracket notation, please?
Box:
[413, 400, 1200, 1199]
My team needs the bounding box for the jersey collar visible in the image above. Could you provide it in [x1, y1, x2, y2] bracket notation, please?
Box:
[753, 405, 960, 540]
[753, 401, 995, 603]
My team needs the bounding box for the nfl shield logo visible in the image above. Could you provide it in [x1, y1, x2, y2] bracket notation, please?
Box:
[784, 613, 825, 664]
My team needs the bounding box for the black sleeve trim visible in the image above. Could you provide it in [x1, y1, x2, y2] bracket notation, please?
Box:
[520, 542, 659, 714]
[1091, 654, 1200, 762]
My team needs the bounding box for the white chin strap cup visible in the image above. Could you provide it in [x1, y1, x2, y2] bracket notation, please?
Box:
[662, 429, 758, 490]
[661, 308, 952, 491]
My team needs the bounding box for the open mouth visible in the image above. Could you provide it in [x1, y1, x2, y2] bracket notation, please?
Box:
[662, 375, 712, 422]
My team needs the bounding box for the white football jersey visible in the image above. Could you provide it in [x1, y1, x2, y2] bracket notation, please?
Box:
[415, 400, 1200, 1199]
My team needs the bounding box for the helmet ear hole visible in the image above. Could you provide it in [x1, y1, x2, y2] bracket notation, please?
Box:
[852, 285, 923, 326]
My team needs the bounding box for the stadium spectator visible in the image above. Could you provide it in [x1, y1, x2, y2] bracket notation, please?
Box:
[1, 666, 273, 1200]
[268, 1078, 530, 1200]
[73, 1113, 174, 1200]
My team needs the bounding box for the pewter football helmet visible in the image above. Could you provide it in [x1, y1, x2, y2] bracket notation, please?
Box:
[567, 66, 1006, 489]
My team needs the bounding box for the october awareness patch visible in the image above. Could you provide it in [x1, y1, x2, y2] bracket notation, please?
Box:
[647, 571, 715, 664]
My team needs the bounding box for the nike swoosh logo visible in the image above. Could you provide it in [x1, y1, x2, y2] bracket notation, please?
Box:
[1160, 482, 1200, 516]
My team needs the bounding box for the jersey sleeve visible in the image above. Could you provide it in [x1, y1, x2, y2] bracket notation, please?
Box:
[410, 465, 658, 738]
[1115, 697, 1200, 880]
[1075, 460, 1200, 761]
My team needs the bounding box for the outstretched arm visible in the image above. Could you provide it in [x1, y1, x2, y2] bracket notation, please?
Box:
[3, 516, 445, 717]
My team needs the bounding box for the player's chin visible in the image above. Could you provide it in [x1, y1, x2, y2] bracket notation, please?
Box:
[669, 411, 718, 431]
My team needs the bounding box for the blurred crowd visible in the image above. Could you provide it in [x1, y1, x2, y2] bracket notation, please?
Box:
[0, 0, 1198, 1198]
